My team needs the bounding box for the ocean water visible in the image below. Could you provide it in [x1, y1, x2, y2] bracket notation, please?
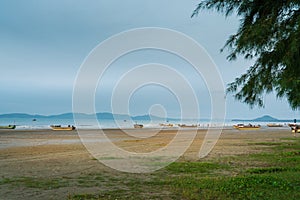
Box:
[0, 117, 291, 130]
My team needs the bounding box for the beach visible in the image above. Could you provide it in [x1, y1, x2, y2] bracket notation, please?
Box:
[0, 128, 298, 199]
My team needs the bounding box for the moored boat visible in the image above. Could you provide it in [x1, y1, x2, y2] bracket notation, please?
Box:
[0, 125, 16, 129]
[50, 125, 76, 131]
[291, 128, 300, 133]
[267, 123, 283, 127]
[236, 124, 261, 130]
[233, 124, 244, 129]
[134, 124, 143, 128]
[289, 124, 300, 133]
[159, 123, 173, 127]
[178, 124, 197, 128]
[288, 123, 297, 127]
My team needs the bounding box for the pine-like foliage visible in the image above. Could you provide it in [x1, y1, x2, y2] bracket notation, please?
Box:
[193, 0, 300, 109]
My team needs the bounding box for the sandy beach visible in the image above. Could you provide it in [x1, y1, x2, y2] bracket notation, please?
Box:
[0, 127, 297, 199]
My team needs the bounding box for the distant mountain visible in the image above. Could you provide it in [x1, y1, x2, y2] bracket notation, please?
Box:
[0, 113, 46, 119]
[48, 113, 80, 119]
[0, 112, 167, 121]
[232, 115, 296, 122]
[2, 113, 297, 123]
[253, 115, 278, 122]
[132, 114, 165, 121]
[96, 112, 131, 120]
[0, 113, 89, 119]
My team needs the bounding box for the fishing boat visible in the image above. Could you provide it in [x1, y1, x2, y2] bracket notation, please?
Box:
[50, 125, 76, 131]
[178, 124, 197, 128]
[288, 123, 297, 127]
[0, 125, 16, 129]
[289, 124, 300, 133]
[236, 124, 261, 130]
[159, 123, 173, 127]
[233, 124, 244, 129]
[134, 124, 143, 128]
[267, 123, 283, 127]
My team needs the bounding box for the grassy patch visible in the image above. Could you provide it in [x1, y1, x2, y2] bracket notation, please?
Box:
[0, 176, 68, 189]
[3, 135, 300, 199]
[166, 173, 300, 199]
[165, 161, 229, 174]
[69, 189, 168, 200]
[280, 137, 298, 141]
[249, 142, 284, 146]
[247, 167, 300, 174]
[274, 142, 300, 151]
[99, 156, 123, 160]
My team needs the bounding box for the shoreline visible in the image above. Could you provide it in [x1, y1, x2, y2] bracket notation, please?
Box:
[0, 124, 290, 131]
[0, 128, 295, 150]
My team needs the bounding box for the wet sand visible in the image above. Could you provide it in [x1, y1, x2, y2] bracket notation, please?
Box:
[0, 127, 296, 199]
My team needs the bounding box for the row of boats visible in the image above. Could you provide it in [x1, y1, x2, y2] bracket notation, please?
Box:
[0, 123, 298, 132]
[143, 123, 292, 131]
[233, 124, 261, 130]
[134, 123, 200, 129]
[0, 125, 76, 131]
[135, 123, 271, 130]
[234, 123, 300, 133]
[0, 124, 204, 130]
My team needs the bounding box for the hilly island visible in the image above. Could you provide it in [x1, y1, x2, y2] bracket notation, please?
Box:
[0, 112, 168, 121]
[232, 115, 298, 122]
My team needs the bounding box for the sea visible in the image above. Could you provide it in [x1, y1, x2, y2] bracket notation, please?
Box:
[0, 117, 291, 130]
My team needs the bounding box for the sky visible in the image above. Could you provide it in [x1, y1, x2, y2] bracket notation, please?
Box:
[0, 0, 298, 119]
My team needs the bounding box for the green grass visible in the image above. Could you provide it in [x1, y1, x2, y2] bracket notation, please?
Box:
[280, 137, 298, 141]
[0, 176, 69, 189]
[246, 166, 300, 174]
[249, 142, 284, 146]
[165, 162, 229, 174]
[1, 137, 300, 199]
[166, 173, 300, 200]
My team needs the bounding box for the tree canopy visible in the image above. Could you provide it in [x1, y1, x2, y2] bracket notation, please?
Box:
[192, 0, 300, 109]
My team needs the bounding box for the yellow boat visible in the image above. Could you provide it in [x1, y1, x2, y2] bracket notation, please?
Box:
[292, 129, 300, 133]
[290, 124, 300, 133]
[236, 125, 261, 130]
[233, 124, 244, 129]
[0, 125, 16, 129]
[267, 124, 283, 127]
[50, 125, 76, 131]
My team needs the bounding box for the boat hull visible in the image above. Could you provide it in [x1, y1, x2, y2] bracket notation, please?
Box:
[134, 124, 143, 128]
[50, 126, 76, 131]
[178, 124, 197, 128]
[267, 124, 283, 127]
[290, 124, 300, 133]
[233, 124, 245, 129]
[0, 125, 16, 129]
[159, 123, 173, 127]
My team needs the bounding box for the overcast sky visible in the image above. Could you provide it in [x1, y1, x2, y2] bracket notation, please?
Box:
[0, 0, 298, 119]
